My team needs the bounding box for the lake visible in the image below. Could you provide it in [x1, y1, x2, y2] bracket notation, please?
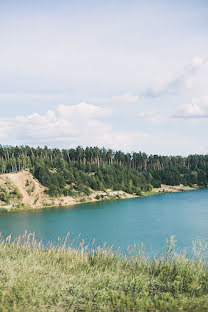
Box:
[0, 189, 208, 255]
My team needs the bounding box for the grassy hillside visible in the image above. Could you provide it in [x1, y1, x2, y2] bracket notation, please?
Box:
[0, 235, 208, 311]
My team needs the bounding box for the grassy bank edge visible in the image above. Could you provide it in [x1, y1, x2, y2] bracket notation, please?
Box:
[0, 234, 208, 311]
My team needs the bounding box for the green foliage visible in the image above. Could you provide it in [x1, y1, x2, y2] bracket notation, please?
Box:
[0, 187, 10, 204]
[15, 203, 31, 210]
[32, 160, 157, 197]
[135, 186, 142, 196]
[79, 198, 87, 203]
[12, 187, 23, 200]
[0, 235, 208, 311]
[0, 145, 208, 197]
[0, 186, 24, 205]
[197, 169, 207, 187]
[33, 196, 39, 205]
[141, 184, 153, 192]
[25, 179, 30, 187]
[63, 188, 76, 197]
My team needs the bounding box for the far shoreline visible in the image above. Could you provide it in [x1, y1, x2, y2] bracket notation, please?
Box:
[0, 184, 201, 213]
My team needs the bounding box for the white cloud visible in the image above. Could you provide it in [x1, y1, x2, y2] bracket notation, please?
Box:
[111, 93, 139, 103]
[100, 131, 149, 152]
[0, 103, 148, 151]
[143, 57, 207, 98]
[1, 101, 208, 155]
[1, 2, 208, 155]
[137, 112, 165, 123]
[0, 119, 14, 139]
[3, 2, 207, 97]
[13, 103, 111, 145]
[172, 97, 208, 119]
[57, 102, 111, 118]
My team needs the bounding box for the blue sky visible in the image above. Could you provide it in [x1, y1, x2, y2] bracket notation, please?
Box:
[0, 0, 208, 155]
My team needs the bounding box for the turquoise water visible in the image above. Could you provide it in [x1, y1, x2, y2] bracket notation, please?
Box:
[0, 189, 208, 254]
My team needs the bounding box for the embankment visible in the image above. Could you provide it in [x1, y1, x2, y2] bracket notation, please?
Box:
[0, 171, 198, 211]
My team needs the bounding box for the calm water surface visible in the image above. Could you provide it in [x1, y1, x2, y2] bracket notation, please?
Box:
[0, 189, 208, 254]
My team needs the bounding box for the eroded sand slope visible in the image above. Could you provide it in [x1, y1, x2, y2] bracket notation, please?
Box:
[0, 170, 135, 209]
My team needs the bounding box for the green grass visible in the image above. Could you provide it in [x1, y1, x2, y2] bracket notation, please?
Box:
[0, 234, 208, 311]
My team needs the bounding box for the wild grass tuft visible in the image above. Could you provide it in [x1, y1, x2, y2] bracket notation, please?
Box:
[0, 233, 208, 311]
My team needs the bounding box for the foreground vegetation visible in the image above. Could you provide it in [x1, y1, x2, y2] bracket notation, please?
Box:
[0, 234, 208, 311]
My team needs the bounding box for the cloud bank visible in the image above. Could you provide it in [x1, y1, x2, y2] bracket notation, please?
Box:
[0, 1, 208, 155]
[0, 103, 148, 151]
[172, 97, 208, 119]
[143, 57, 207, 98]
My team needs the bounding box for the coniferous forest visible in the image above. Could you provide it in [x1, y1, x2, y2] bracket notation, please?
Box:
[0, 145, 207, 197]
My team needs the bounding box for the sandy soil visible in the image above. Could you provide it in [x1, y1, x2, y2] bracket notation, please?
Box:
[152, 184, 197, 194]
[1, 171, 50, 208]
[0, 171, 198, 211]
[0, 171, 136, 210]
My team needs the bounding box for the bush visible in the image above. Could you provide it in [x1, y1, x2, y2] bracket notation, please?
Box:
[47, 185, 61, 197]
[12, 187, 23, 199]
[141, 184, 153, 192]
[135, 187, 142, 196]
[152, 179, 161, 188]
[0, 188, 10, 204]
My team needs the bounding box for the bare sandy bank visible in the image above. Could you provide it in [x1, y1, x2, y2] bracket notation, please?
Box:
[0, 171, 137, 211]
[151, 184, 198, 194]
[0, 171, 199, 212]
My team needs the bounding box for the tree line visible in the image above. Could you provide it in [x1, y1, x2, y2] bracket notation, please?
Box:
[0, 145, 207, 196]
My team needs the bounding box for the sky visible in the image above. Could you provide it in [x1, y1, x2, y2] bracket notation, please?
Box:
[0, 0, 208, 155]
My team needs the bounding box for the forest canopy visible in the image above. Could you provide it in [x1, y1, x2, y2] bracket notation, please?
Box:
[0, 145, 207, 197]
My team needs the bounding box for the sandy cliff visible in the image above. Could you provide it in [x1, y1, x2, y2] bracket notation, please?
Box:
[0, 171, 135, 210]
